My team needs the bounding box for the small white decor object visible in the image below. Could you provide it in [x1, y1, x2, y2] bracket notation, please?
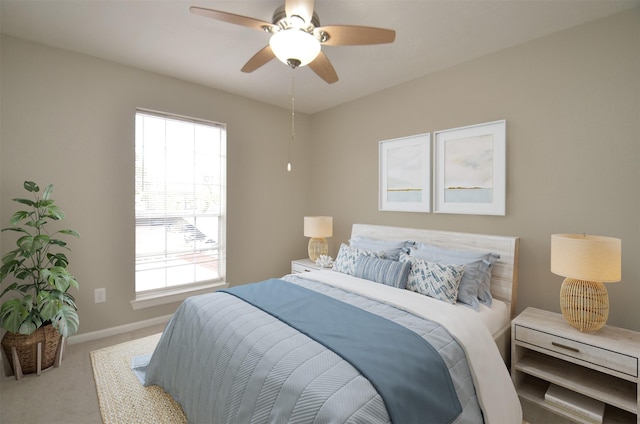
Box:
[315, 255, 334, 268]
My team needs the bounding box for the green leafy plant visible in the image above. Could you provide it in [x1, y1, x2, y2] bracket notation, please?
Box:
[0, 181, 80, 337]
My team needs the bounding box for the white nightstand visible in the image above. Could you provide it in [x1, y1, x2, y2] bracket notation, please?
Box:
[291, 259, 329, 274]
[512, 307, 639, 424]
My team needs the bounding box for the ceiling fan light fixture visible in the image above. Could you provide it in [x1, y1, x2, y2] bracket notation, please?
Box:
[269, 29, 320, 68]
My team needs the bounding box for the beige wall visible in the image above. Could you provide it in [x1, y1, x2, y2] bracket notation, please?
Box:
[310, 8, 640, 331]
[1, 7, 638, 336]
[0, 36, 312, 334]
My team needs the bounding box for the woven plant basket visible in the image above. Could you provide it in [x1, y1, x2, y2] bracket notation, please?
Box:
[1, 324, 61, 375]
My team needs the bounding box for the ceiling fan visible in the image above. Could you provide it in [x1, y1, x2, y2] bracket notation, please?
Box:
[190, 0, 396, 84]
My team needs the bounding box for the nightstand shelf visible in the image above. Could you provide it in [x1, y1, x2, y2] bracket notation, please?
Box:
[512, 308, 639, 424]
[517, 374, 636, 424]
[516, 351, 637, 413]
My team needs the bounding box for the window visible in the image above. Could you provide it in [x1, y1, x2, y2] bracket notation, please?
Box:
[133, 109, 226, 306]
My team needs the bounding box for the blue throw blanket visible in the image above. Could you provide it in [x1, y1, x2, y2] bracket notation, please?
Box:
[222, 279, 462, 424]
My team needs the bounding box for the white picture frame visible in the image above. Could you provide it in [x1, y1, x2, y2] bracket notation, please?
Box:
[379, 133, 431, 212]
[433, 120, 506, 216]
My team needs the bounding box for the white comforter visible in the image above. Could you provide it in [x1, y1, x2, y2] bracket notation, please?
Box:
[300, 270, 522, 424]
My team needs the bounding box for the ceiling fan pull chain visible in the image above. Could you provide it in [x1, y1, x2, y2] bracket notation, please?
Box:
[287, 68, 296, 172]
[290, 68, 296, 142]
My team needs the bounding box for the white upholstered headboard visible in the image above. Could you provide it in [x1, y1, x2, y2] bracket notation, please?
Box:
[350, 224, 520, 318]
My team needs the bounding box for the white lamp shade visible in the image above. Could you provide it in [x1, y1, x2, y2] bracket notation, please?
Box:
[304, 216, 333, 238]
[551, 234, 621, 283]
[269, 29, 321, 67]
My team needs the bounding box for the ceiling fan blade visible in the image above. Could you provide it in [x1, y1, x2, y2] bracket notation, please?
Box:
[190, 6, 276, 32]
[285, 0, 314, 24]
[317, 25, 396, 46]
[241, 46, 276, 73]
[308, 52, 338, 84]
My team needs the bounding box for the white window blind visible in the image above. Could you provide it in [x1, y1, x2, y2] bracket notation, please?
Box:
[135, 109, 226, 295]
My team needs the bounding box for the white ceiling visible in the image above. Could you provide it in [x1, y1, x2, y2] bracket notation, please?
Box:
[1, 0, 637, 114]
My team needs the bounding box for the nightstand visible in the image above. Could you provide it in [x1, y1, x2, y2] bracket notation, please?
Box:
[291, 259, 327, 273]
[512, 307, 639, 424]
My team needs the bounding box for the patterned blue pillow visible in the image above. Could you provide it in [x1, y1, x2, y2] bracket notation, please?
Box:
[353, 255, 411, 289]
[400, 254, 465, 304]
[410, 244, 499, 309]
[333, 243, 383, 276]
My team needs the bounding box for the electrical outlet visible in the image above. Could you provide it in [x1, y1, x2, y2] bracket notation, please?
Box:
[94, 288, 106, 303]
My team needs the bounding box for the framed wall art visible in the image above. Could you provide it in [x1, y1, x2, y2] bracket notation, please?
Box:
[433, 120, 506, 216]
[379, 133, 431, 212]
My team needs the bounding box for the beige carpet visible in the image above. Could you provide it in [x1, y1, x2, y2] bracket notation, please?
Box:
[90, 333, 187, 424]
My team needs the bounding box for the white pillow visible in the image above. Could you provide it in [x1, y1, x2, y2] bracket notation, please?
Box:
[349, 236, 412, 260]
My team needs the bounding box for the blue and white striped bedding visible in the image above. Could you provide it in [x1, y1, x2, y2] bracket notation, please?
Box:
[143, 272, 520, 423]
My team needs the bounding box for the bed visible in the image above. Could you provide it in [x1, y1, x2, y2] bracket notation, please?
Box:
[140, 224, 522, 423]
[347, 224, 520, 362]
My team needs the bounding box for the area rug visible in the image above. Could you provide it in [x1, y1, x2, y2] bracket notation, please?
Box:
[90, 333, 187, 424]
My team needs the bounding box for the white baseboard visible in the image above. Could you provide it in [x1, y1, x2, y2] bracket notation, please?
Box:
[66, 314, 173, 345]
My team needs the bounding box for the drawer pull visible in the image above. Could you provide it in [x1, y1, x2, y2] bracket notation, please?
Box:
[551, 341, 580, 353]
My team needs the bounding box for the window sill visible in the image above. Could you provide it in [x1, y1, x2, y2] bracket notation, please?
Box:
[130, 281, 229, 310]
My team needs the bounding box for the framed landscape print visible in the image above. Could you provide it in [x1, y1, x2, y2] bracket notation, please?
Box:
[433, 120, 506, 215]
[379, 133, 431, 212]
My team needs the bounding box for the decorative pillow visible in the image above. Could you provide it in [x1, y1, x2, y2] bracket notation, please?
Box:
[400, 255, 465, 304]
[353, 255, 411, 289]
[332, 243, 383, 276]
[349, 236, 412, 261]
[477, 253, 500, 306]
[410, 244, 500, 309]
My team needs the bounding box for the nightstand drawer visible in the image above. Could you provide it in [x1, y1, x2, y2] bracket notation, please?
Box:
[515, 325, 638, 378]
[291, 259, 325, 274]
[292, 262, 314, 273]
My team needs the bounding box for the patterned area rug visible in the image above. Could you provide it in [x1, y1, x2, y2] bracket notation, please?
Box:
[90, 334, 187, 424]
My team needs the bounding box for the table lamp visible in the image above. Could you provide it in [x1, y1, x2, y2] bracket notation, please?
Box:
[304, 216, 333, 262]
[550, 234, 621, 332]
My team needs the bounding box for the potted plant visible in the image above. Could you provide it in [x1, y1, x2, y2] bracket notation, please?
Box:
[0, 181, 79, 378]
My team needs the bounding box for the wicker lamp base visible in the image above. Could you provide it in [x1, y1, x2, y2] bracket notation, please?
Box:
[308, 237, 328, 262]
[560, 278, 609, 332]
